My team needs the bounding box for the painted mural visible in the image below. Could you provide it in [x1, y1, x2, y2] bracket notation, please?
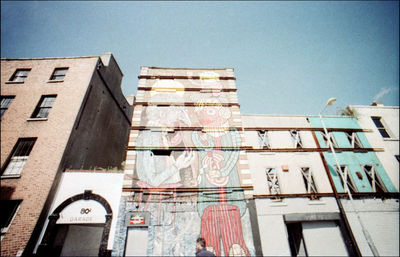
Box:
[118, 73, 255, 256]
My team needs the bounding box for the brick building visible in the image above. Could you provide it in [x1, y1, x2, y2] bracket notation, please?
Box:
[1, 53, 132, 256]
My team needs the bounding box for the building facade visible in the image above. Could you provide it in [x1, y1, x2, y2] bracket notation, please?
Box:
[1, 53, 133, 256]
[112, 67, 259, 256]
[111, 67, 399, 256]
[2, 60, 398, 256]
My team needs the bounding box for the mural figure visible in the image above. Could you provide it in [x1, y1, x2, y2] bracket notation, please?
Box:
[192, 97, 250, 256]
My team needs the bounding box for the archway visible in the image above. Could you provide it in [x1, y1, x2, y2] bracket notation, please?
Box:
[37, 190, 112, 257]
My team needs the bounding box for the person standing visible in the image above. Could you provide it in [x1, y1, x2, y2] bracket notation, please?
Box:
[196, 238, 216, 257]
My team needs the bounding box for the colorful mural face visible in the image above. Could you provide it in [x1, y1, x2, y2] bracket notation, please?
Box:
[127, 73, 255, 256]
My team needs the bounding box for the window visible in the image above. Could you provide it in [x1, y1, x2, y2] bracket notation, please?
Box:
[50, 68, 68, 81]
[321, 132, 338, 148]
[257, 130, 270, 148]
[300, 167, 317, 195]
[266, 168, 281, 195]
[290, 130, 303, 148]
[31, 95, 56, 118]
[9, 69, 30, 82]
[335, 165, 357, 193]
[344, 131, 363, 148]
[362, 165, 387, 193]
[1, 200, 22, 239]
[371, 117, 390, 138]
[1, 96, 15, 118]
[2, 138, 36, 177]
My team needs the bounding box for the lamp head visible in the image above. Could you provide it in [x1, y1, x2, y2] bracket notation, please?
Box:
[326, 97, 337, 106]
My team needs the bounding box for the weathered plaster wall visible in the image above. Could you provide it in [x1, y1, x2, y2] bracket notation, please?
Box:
[341, 198, 399, 256]
[348, 105, 399, 191]
[308, 116, 397, 193]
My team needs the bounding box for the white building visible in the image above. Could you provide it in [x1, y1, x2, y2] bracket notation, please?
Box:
[348, 102, 399, 191]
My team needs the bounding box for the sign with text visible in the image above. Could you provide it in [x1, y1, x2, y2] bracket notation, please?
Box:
[57, 200, 106, 224]
[126, 212, 150, 227]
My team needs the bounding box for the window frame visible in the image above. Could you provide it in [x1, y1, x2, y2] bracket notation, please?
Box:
[290, 130, 303, 148]
[321, 131, 338, 148]
[257, 130, 270, 148]
[266, 167, 281, 195]
[362, 165, 387, 193]
[371, 116, 391, 138]
[1, 96, 15, 119]
[300, 167, 318, 195]
[344, 131, 363, 148]
[8, 69, 31, 82]
[1, 200, 22, 239]
[335, 165, 357, 193]
[30, 95, 57, 119]
[49, 67, 68, 81]
[1, 138, 37, 178]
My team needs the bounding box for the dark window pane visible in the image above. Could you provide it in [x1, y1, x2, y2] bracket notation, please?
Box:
[378, 128, 390, 138]
[371, 117, 383, 128]
[0, 200, 21, 229]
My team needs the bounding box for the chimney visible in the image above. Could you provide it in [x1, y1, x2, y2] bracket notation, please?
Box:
[371, 101, 384, 106]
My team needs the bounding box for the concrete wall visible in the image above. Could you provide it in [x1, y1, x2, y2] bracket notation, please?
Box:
[242, 115, 333, 195]
[341, 198, 399, 256]
[256, 198, 343, 256]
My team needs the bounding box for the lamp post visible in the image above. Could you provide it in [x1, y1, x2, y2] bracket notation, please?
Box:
[319, 98, 379, 256]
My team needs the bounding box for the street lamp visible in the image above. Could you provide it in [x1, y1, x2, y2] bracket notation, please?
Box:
[319, 98, 379, 256]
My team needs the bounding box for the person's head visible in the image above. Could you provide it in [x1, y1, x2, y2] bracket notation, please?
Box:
[196, 237, 206, 251]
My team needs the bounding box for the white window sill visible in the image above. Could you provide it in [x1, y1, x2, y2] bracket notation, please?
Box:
[5, 81, 24, 84]
[270, 200, 287, 207]
[1, 174, 21, 179]
[383, 138, 399, 142]
[46, 80, 64, 83]
[27, 118, 48, 121]
[308, 200, 326, 205]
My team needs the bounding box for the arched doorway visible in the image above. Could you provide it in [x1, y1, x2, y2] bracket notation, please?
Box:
[37, 190, 112, 257]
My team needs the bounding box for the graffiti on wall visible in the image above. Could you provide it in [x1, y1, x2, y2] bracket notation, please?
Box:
[131, 72, 255, 256]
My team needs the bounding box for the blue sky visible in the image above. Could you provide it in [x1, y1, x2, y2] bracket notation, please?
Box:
[1, 1, 398, 115]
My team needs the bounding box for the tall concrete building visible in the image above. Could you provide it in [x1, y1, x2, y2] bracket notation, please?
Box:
[112, 67, 258, 256]
[1, 53, 133, 256]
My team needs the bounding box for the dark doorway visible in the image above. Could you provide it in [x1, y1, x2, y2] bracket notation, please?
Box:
[49, 224, 104, 257]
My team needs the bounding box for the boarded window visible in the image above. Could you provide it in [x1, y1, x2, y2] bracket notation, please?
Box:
[257, 130, 270, 148]
[266, 168, 281, 195]
[321, 132, 338, 148]
[345, 132, 363, 148]
[335, 165, 357, 193]
[362, 165, 387, 193]
[300, 167, 317, 196]
[290, 130, 303, 148]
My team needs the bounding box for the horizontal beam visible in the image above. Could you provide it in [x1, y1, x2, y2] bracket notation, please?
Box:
[138, 75, 236, 80]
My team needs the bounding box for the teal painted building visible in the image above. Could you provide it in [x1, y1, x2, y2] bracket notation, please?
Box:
[308, 116, 397, 193]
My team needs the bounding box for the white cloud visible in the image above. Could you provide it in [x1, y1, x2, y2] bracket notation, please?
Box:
[373, 87, 397, 101]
